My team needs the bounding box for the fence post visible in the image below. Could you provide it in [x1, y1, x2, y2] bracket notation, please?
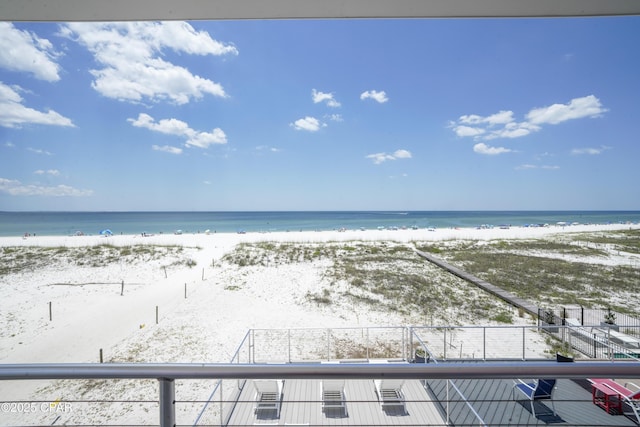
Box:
[159, 378, 175, 427]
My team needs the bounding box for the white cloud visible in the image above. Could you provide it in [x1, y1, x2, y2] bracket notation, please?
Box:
[516, 164, 560, 170]
[360, 90, 388, 103]
[393, 149, 412, 159]
[256, 145, 281, 153]
[0, 177, 93, 197]
[473, 143, 512, 155]
[290, 116, 322, 132]
[527, 95, 607, 125]
[129, 113, 191, 136]
[454, 125, 486, 138]
[0, 82, 74, 128]
[571, 145, 611, 155]
[152, 145, 183, 154]
[27, 147, 53, 156]
[460, 110, 514, 126]
[312, 89, 341, 107]
[61, 22, 237, 105]
[484, 122, 541, 140]
[34, 169, 60, 176]
[450, 95, 608, 149]
[327, 114, 343, 122]
[366, 152, 395, 164]
[186, 128, 227, 148]
[366, 149, 412, 164]
[128, 113, 227, 149]
[0, 23, 61, 82]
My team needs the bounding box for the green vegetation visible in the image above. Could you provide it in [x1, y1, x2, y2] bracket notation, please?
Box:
[0, 244, 195, 276]
[572, 228, 640, 254]
[331, 337, 400, 360]
[415, 231, 640, 315]
[222, 241, 517, 324]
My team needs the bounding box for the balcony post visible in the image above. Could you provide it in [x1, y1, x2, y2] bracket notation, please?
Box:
[159, 377, 175, 427]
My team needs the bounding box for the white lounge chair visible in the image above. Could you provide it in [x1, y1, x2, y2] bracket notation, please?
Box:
[374, 379, 406, 413]
[321, 380, 348, 416]
[253, 380, 284, 418]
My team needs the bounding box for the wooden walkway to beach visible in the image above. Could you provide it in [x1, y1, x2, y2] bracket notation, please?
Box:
[415, 249, 539, 317]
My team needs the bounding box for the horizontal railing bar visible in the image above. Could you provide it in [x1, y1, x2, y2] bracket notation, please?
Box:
[1, 361, 639, 380]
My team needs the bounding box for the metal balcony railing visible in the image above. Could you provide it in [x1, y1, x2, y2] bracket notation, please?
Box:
[2, 361, 640, 427]
[3, 325, 640, 426]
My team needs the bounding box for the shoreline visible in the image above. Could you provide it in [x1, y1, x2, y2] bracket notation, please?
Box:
[3, 222, 639, 248]
[3, 210, 639, 239]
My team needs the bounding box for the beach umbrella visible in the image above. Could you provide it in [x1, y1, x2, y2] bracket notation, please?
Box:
[99, 229, 113, 236]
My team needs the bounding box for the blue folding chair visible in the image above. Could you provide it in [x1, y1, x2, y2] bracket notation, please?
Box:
[512, 378, 556, 417]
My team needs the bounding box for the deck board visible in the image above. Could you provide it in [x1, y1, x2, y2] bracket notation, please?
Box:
[217, 375, 639, 426]
[225, 378, 446, 426]
[427, 377, 638, 426]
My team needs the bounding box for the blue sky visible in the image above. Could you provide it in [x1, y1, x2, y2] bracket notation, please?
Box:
[0, 17, 638, 211]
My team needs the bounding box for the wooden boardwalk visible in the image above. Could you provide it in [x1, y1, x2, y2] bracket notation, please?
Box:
[415, 249, 540, 317]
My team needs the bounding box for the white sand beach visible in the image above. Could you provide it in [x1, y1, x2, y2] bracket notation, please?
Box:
[1, 222, 638, 425]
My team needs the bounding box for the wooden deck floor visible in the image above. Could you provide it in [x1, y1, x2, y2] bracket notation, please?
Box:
[224, 378, 446, 426]
[217, 376, 639, 426]
[427, 376, 639, 426]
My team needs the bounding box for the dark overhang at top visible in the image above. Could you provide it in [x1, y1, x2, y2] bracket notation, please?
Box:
[1, 0, 640, 22]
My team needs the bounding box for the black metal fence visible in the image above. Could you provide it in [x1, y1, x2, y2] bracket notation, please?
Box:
[538, 307, 640, 359]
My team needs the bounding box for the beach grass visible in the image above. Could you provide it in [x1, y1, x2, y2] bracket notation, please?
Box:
[416, 230, 640, 314]
[223, 241, 520, 324]
[0, 244, 195, 276]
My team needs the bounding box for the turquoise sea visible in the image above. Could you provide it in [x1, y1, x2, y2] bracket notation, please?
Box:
[1, 211, 639, 237]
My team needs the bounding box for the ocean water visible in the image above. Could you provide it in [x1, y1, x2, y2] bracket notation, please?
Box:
[1, 211, 639, 237]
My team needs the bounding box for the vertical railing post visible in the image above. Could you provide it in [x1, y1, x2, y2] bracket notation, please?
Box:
[250, 329, 255, 363]
[402, 326, 406, 360]
[483, 327, 486, 361]
[443, 328, 447, 360]
[159, 378, 175, 427]
[522, 326, 526, 361]
[366, 327, 370, 360]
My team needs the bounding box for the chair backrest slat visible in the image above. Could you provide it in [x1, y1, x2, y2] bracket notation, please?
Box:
[534, 379, 556, 397]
